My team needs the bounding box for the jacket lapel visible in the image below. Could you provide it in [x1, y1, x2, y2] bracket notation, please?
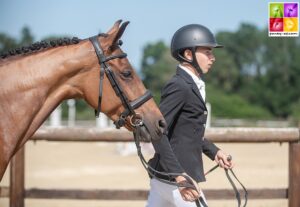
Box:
[176, 67, 207, 108]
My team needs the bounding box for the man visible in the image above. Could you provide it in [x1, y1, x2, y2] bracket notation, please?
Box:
[147, 24, 234, 207]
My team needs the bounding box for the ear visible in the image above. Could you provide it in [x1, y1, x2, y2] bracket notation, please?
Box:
[184, 49, 193, 61]
[107, 19, 123, 35]
[107, 20, 130, 45]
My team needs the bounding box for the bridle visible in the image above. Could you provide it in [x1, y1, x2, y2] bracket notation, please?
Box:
[89, 34, 152, 129]
[89, 34, 247, 207]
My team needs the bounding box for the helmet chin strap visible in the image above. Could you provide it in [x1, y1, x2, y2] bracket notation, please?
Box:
[178, 47, 204, 76]
[191, 47, 204, 76]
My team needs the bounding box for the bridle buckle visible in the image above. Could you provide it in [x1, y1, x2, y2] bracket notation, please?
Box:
[130, 113, 144, 127]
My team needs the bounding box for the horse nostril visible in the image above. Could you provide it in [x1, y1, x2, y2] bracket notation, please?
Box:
[158, 119, 167, 134]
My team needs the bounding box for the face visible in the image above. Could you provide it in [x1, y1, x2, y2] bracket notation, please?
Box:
[83, 21, 166, 141]
[184, 47, 215, 74]
[195, 47, 215, 74]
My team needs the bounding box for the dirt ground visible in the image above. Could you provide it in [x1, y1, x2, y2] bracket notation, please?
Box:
[0, 141, 288, 207]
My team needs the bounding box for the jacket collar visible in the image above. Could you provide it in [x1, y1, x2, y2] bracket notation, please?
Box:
[176, 66, 206, 107]
[176, 66, 194, 84]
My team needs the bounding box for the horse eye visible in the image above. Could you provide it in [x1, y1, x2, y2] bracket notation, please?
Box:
[121, 70, 132, 78]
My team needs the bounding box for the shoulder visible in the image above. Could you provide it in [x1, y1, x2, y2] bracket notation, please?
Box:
[163, 74, 190, 93]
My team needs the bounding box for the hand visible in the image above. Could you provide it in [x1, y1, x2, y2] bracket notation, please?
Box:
[214, 150, 234, 169]
[175, 173, 200, 202]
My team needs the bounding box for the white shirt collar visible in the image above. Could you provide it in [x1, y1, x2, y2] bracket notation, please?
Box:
[179, 64, 205, 88]
[179, 64, 206, 101]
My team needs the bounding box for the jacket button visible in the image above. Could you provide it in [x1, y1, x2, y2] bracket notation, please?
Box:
[203, 124, 206, 128]
[204, 111, 208, 115]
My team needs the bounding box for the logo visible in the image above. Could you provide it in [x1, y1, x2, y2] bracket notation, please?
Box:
[269, 2, 299, 37]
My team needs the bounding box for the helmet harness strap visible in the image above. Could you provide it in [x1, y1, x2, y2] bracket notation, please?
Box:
[178, 47, 204, 76]
[191, 47, 204, 76]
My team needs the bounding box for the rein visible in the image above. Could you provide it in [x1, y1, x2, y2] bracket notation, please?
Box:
[205, 156, 248, 207]
[225, 168, 248, 207]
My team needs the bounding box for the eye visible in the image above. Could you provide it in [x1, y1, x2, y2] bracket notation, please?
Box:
[121, 70, 132, 79]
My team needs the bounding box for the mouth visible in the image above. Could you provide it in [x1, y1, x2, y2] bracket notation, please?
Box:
[137, 119, 164, 142]
[139, 125, 152, 142]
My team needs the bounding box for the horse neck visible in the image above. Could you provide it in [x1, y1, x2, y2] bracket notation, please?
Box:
[0, 41, 96, 153]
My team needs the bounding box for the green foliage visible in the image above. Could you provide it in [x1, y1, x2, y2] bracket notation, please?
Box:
[0, 34, 18, 52]
[0, 26, 34, 53]
[141, 41, 177, 102]
[60, 99, 94, 120]
[205, 48, 239, 92]
[206, 85, 273, 119]
[290, 99, 300, 120]
[75, 99, 94, 120]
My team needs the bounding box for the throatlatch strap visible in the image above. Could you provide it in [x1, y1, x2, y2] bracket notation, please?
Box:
[94, 67, 104, 117]
[89, 36, 106, 117]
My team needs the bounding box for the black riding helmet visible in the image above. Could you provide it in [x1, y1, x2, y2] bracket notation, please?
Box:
[171, 24, 223, 74]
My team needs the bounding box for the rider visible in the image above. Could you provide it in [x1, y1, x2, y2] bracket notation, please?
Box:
[147, 24, 234, 207]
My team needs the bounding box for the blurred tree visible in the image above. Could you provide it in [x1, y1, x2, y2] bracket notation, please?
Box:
[141, 41, 177, 102]
[0, 26, 34, 53]
[261, 33, 300, 117]
[205, 47, 239, 92]
[20, 27, 34, 46]
[0, 34, 18, 53]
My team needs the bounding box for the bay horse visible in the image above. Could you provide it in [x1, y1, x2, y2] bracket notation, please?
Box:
[0, 20, 166, 181]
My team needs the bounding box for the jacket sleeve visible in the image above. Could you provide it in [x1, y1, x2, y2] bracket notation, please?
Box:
[151, 79, 186, 173]
[202, 138, 220, 161]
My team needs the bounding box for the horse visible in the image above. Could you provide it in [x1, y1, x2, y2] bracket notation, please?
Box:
[0, 20, 166, 181]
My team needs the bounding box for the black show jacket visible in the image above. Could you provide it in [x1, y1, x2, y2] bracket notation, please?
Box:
[150, 67, 219, 182]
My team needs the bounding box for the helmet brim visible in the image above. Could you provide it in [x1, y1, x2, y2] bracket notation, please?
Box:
[214, 44, 224, 48]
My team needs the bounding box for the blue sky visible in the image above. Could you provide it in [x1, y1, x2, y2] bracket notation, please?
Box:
[0, 0, 297, 69]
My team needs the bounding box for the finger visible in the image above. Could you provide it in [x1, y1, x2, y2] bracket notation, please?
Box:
[183, 192, 192, 202]
[180, 189, 188, 201]
[190, 189, 200, 199]
[220, 154, 232, 168]
[180, 189, 192, 202]
[218, 159, 225, 168]
[226, 156, 236, 169]
[186, 189, 197, 200]
[229, 161, 235, 169]
[223, 160, 231, 169]
[182, 194, 188, 201]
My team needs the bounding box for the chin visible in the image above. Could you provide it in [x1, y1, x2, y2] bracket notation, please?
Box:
[202, 69, 209, 74]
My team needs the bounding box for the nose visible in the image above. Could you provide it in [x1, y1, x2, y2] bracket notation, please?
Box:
[210, 54, 215, 62]
[157, 119, 167, 135]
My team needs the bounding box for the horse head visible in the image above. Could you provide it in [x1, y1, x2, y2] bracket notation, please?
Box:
[80, 20, 166, 141]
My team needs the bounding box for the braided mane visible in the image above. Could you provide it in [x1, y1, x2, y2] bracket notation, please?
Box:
[1, 37, 81, 59]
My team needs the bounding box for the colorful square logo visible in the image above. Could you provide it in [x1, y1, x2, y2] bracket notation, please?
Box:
[269, 2, 299, 37]
[284, 3, 298, 17]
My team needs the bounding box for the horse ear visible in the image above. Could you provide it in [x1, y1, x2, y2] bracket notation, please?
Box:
[107, 19, 123, 35]
[112, 21, 130, 43]
[107, 20, 130, 45]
